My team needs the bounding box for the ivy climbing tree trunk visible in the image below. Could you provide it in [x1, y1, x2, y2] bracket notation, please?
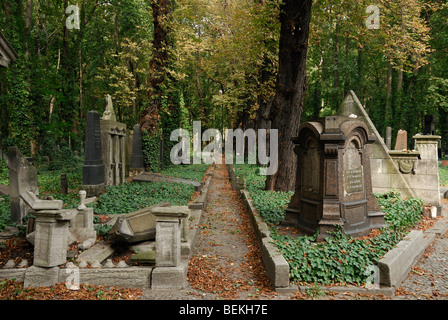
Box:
[140, 0, 173, 133]
[264, 0, 313, 192]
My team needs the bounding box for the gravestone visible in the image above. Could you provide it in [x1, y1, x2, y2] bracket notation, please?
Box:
[424, 115, 436, 135]
[285, 116, 385, 238]
[82, 111, 105, 197]
[8, 146, 39, 224]
[100, 95, 127, 186]
[60, 173, 68, 194]
[130, 124, 145, 171]
[385, 126, 392, 150]
[394, 129, 407, 151]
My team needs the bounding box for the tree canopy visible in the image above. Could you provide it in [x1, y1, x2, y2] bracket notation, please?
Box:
[1, 0, 447, 187]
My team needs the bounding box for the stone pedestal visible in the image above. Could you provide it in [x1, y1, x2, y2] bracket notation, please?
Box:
[152, 206, 190, 267]
[413, 134, 442, 215]
[285, 116, 386, 238]
[33, 209, 77, 267]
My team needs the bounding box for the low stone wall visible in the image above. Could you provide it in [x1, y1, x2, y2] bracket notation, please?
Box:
[226, 164, 290, 291]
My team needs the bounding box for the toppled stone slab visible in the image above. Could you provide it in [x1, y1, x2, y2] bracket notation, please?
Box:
[21, 191, 63, 210]
[76, 240, 114, 265]
[108, 202, 170, 243]
[130, 251, 156, 265]
[0, 226, 18, 240]
[133, 172, 202, 191]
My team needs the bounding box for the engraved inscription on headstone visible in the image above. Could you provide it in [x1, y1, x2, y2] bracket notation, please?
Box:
[344, 166, 364, 194]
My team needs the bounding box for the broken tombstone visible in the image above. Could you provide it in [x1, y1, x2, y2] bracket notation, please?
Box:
[108, 201, 171, 243]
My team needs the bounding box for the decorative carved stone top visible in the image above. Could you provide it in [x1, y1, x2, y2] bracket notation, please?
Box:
[286, 115, 385, 238]
[102, 94, 117, 121]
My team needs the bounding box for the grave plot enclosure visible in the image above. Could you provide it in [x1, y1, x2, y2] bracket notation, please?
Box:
[285, 116, 386, 238]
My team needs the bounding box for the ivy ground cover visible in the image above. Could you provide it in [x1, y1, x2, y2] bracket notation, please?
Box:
[234, 164, 424, 286]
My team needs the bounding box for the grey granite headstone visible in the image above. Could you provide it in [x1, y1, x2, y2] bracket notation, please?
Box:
[130, 124, 144, 170]
[8, 146, 39, 224]
[82, 111, 105, 196]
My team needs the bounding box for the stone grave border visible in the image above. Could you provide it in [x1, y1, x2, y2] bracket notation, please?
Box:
[226, 163, 448, 296]
[0, 164, 215, 290]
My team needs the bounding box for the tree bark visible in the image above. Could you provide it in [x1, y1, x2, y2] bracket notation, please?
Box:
[386, 58, 393, 123]
[264, 0, 313, 192]
[140, 0, 172, 133]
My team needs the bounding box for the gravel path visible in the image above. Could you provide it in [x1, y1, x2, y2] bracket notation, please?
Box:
[144, 163, 280, 300]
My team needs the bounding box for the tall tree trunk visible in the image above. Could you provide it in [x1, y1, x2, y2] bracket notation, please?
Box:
[343, 36, 350, 95]
[356, 46, 363, 99]
[333, 21, 340, 106]
[140, 0, 172, 133]
[265, 0, 313, 192]
[386, 58, 393, 124]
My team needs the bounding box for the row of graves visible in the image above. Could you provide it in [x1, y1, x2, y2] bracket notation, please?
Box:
[1, 96, 208, 290]
[0, 89, 443, 291]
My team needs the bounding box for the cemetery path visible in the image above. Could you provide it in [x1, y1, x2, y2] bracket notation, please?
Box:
[144, 163, 279, 300]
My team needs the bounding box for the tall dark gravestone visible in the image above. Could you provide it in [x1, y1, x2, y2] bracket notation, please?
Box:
[130, 124, 145, 171]
[284, 116, 386, 239]
[424, 115, 436, 135]
[82, 111, 105, 197]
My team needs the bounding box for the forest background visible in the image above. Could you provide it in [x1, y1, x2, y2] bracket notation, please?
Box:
[0, 0, 447, 190]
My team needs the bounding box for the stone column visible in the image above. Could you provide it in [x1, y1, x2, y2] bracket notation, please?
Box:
[152, 206, 190, 267]
[413, 134, 442, 215]
[33, 209, 77, 267]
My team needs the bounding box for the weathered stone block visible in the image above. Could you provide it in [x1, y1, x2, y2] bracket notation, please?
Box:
[24, 266, 59, 288]
[151, 263, 188, 290]
[377, 230, 433, 287]
[33, 210, 77, 267]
